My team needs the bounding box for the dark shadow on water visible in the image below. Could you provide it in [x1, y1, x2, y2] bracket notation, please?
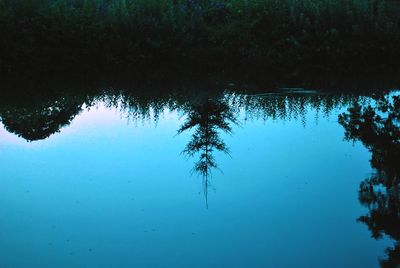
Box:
[339, 94, 400, 268]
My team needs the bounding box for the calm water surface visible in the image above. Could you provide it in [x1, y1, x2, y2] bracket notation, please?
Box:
[0, 88, 398, 268]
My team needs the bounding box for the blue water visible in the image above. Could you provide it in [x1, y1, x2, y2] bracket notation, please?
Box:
[0, 91, 397, 268]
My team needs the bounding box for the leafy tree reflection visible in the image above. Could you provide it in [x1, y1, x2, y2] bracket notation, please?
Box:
[0, 97, 85, 141]
[339, 94, 400, 268]
[178, 98, 238, 207]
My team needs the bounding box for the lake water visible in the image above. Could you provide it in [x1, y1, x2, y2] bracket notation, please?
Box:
[0, 87, 398, 268]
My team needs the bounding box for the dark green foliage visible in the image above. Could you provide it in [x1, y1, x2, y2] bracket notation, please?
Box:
[339, 94, 400, 268]
[0, 0, 399, 73]
[0, 96, 83, 141]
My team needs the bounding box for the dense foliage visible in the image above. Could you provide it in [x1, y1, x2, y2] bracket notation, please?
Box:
[0, 0, 399, 73]
[339, 94, 400, 268]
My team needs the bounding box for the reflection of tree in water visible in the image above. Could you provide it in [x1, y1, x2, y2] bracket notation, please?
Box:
[0, 97, 85, 141]
[0, 84, 356, 142]
[339, 94, 400, 268]
[178, 98, 238, 207]
[228, 91, 356, 127]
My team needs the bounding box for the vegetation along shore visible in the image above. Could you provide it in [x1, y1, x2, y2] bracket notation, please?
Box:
[0, 0, 399, 74]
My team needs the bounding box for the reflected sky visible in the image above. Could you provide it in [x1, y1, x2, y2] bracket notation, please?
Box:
[0, 91, 398, 268]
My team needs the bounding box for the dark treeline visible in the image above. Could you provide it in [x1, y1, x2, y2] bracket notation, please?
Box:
[0, 0, 399, 74]
[0, 68, 394, 144]
[0, 68, 373, 145]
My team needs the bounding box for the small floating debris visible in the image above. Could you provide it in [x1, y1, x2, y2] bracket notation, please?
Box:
[247, 88, 319, 97]
[280, 88, 319, 94]
[246, 92, 279, 97]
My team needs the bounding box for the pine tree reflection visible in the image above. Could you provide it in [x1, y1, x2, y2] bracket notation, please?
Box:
[339, 94, 400, 268]
[178, 98, 238, 207]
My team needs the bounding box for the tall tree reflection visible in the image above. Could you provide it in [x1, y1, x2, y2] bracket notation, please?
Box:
[178, 98, 238, 207]
[339, 94, 400, 268]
